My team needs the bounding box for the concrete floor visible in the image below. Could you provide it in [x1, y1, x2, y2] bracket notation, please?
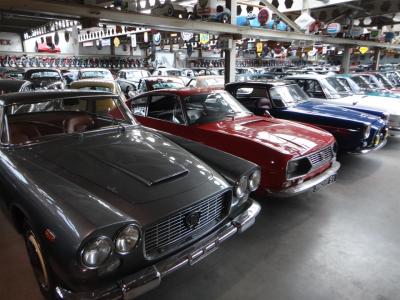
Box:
[1, 138, 400, 300]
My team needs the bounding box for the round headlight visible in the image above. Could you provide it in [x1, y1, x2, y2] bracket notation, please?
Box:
[234, 176, 247, 198]
[81, 237, 112, 268]
[115, 225, 140, 254]
[248, 169, 261, 192]
[364, 124, 371, 139]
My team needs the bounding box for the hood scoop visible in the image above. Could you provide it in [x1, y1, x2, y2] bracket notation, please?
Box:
[85, 144, 188, 187]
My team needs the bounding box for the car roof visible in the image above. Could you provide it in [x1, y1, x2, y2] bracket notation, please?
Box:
[0, 79, 29, 89]
[226, 80, 294, 87]
[284, 74, 331, 79]
[0, 90, 115, 106]
[25, 68, 61, 74]
[135, 87, 225, 98]
[80, 68, 112, 72]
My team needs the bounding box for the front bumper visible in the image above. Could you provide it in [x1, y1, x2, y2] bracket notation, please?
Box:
[55, 200, 261, 300]
[266, 161, 340, 197]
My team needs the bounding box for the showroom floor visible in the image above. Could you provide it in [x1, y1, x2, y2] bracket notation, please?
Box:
[1, 139, 400, 300]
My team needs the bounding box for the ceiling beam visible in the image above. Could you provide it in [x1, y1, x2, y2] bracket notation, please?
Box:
[0, 0, 400, 49]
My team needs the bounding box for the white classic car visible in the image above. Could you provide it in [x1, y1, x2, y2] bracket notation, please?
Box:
[285, 74, 400, 136]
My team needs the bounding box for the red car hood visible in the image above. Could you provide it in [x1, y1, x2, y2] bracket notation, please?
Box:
[198, 116, 334, 156]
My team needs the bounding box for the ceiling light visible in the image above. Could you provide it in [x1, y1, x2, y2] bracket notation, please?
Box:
[363, 17, 372, 26]
[393, 13, 400, 22]
[353, 19, 360, 26]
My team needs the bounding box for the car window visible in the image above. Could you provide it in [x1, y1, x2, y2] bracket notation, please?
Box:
[76, 86, 112, 92]
[236, 86, 268, 98]
[138, 80, 147, 92]
[2, 96, 133, 145]
[148, 94, 185, 124]
[27, 71, 60, 80]
[132, 96, 148, 116]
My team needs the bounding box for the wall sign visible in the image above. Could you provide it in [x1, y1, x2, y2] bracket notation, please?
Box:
[327, 23, 341, 36]
[153, 32, 161, 46]
[359, 47, 369, 54]
[131, 34, 137, 48]
[0, 39, 12, 45]
[181, 32, 194, 41]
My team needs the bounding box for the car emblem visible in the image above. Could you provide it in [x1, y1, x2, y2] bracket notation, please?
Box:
[184, 211, 201, 229]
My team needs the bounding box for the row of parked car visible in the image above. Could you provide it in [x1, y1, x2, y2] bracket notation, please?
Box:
[0, 65, 399, 299]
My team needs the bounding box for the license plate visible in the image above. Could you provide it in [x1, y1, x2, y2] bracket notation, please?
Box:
[313, 174, 337, 192]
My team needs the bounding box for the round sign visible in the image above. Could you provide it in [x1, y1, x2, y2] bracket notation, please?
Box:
[258, 9, 269, 26]
[113, 37, 120, 47]
[349, 26, 363, 37]
[327, 23, 341, 36]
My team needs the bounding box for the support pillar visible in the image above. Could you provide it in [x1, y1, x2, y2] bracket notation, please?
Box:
[341, 45, 351, 74]
[224, 0, 237, 84]
[372, 48, 381, 71]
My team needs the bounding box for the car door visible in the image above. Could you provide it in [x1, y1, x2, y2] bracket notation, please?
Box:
[131, 93, 188, 137]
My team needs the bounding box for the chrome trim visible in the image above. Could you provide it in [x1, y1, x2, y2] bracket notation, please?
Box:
[80, 236, 114, 270]
[285, 144, 335, 180]
[55, 200, 261, 300]
[267, 161, 340, 197]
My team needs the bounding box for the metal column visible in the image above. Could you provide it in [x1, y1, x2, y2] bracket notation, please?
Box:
[372, 48, 381, 71]
[224, 0, 237, 84]
[341, 45, 351, 74]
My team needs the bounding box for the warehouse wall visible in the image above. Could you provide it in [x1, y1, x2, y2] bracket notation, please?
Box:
[0, 32, 23, 52]
[23, 30, 77, 54]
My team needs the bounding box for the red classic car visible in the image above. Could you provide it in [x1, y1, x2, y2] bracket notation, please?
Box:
[127, 88, 341, 197]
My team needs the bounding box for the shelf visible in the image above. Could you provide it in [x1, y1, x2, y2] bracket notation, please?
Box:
[1, 0, 400, 50]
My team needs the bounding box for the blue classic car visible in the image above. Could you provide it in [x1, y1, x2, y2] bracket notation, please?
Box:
[225, 80, 389, 153]
[336, 74, 400, 100]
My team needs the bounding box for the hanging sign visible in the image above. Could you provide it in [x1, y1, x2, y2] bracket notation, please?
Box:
[181, 32, 194, 41]
[153, 32, 161, 45]
[256, 42, 263, 53]
[131, 34, 137, 47]
[199, 33, 210, 45]
[359, 47, 369, 54]
[113, 37, 120, 47]
[327, 23, 341, 36]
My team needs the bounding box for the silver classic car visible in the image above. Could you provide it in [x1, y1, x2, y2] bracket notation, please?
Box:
[0, 90, 261, 299]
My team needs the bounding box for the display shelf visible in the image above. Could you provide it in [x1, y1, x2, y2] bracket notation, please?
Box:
[1, 0, 400, 50]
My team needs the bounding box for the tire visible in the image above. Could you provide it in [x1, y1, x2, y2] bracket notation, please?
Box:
[24, 224, 56, 300]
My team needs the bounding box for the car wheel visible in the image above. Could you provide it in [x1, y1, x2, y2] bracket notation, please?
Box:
[24, 224, 55, 300]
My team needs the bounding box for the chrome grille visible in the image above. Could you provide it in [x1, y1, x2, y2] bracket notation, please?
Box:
[144, 192, 229, 259]
[307, 146, 334, 168]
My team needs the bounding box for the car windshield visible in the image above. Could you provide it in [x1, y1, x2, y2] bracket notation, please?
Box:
[351, 76, 372, 90]
[148, 80, 185, 90]
[126, 70, 144, 79]
[2, 96, 135, 145]
[183, 91, 252, 124]
[81, 71, 113, 80]
[269, 84, 309, 107]
[166, 70, 183, 76]
[27, 71, 60, 80]
[374, 74, 394, 89]
[337, 77, 363, 94]
[322, 77, 352, 98]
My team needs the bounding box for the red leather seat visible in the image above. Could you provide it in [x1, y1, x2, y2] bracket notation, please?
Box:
[9, 123, 41, 144]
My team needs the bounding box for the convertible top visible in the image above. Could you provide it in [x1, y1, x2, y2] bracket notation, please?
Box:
[0, 90, 115, 106]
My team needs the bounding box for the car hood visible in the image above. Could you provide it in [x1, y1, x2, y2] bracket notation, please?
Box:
[289, 101, 380, 124]
[341, 95, 400, 116]
[21, 128, 223, 207]
[199, 116, 333, 156]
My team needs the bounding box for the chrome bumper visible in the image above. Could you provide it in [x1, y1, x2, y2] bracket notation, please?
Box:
[350, 138, 388, 154]
[266, 161, 340, 197]
[55, 200, 261, 300]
